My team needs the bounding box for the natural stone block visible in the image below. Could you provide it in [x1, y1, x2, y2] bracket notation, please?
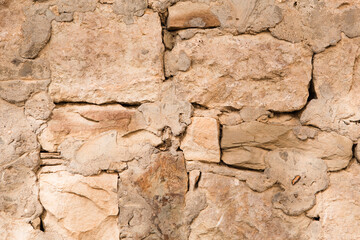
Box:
[180, 117, 220, 163]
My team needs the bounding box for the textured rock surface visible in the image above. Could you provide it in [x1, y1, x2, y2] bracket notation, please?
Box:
[181, 117, 220, 162]
[2, 0, 360, 239]
[39, 168, 119, 239]
[47, 5, 164, 104]
[169, 31, 312, 111]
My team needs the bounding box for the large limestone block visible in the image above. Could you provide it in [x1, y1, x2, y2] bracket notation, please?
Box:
[221, 121, 353, 171]
[301, 36, 360, 140]
[38, 104, 137, 152]
[47, 6, 164, 104]
[189, 172, 317, 240]
[306, 161, 360, 239]
[180, 117, 220, 162]
[0, 99, 39, 169]
[169, 31, 312, 111]
[271, 0, 360, 53]
[39, 169, 119, 239]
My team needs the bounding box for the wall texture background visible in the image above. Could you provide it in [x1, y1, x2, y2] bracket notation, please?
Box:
[1, 0, 360, 239]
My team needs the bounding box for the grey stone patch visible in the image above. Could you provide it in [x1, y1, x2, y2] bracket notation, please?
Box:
[113, 0, 147, 24]
[57, 0, 98, 13]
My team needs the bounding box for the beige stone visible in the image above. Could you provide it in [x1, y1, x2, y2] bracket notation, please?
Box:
[306, 161, 360, 239]
[169, 31, 312, 111]
[167, 2, 220, 30]
[180, 117, 220, 162]
[0, 99, 39, 170]
[221, 121, 353, 171]
[39, 169, 119, 239]
[0, 166, 42, 222]
[25, 91, 55, 120]
[47, 6, 164, 104]
[189, 172, 317, 239]
[301, 36, 360, 140]
[113, 0, 147, 24]
[38, 104, 136, 152]
[0, 80, 50, 104]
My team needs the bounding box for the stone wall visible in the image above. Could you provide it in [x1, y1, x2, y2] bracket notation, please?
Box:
[1, 0, 360, 239]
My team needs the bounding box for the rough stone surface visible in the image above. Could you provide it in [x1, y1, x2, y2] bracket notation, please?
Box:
[2, 0, 360, 239]
[301, 36, 360, 141]
[39, 168, 119, 239]
[306, 161, 360, 239]
[167, 2, 220, 30]
[169, 31, 312, 111]
[47, 6, 164, 104]
[221, 120, 353, 171]
[180, 117, 220, 162]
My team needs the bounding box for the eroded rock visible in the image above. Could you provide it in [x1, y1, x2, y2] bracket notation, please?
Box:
[169, 31, 312, 111]
[221, 121, 353, 171]
[180, 117, 220, 163]
[39, 168, 119, 239]
[47, 6, 164, 104]
[113, 0, 147, 24]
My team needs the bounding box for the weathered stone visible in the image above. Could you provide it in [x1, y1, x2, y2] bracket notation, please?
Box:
[167, 2, 220, 30]
[270, 0, 360, 53]
[131, 94, 192, 136]
[306, 161, 360, 239]
[265, 149, 329, 216]
[57, 0, 97, 13]
[189, 172, 316, 239]
[38, 104, 137, 152]
[170, 31, 312, 111]
[0, 166, 42, 222]
[47, 6, 164, 104]
[221, 121, 353, 171]
[210, 0, 282, 34]
[180, 117, 220, 163]
[0, 99, 39, 170]
[165, 50, 191, 77]
[19, 6, 53, 59]
[39, 168, 119, 239]
[301, 36, 360, 140]
[25, 91, 54, 120]
[119, 151, 188, 239]
[149, 0, 179, 12]
[69, 130, 161, 176]
[0, 80, 50, 103]
[113, 0, 147, 24]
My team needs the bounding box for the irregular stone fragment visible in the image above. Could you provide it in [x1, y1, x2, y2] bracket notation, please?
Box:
[19, 7, 53, 59]
[113, 0, 147, 24]
[189, 172, 315, 239]
[25, 91, 54, 120]
[131, 94, 192, 136]
[301, 36, 360, 140]
[0, 166, 42, 222]
[0, 80, 50, 103]
[69, 130, 161, 176]
[170, 31, 312, 111]
[210, 0, 282, 34]
[39, 169, 119, 239]
[47, 6, 164, 104]
[149, 0, 179, 12]
[167, 2, 220, 30]
[0, 99, 39, 169]
[265, 149, 329, 215]
[165, 50, 191, 77]
[306, 161, 360, 239]
[221, 121, 353, 171]
[38, 104, 137, 152]
[180, 117, 220, 162]
[119, 151, 188, 239]
[57, 0, 97, 13]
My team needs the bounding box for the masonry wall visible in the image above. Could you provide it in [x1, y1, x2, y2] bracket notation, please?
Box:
[1, 0, 360, 239]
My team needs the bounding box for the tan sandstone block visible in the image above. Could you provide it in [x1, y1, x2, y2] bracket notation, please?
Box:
[169, 31, 312, 112]
[39, 169, 119, 240]
[181, 117, 220, 163]
[47, 6, 164, 104]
